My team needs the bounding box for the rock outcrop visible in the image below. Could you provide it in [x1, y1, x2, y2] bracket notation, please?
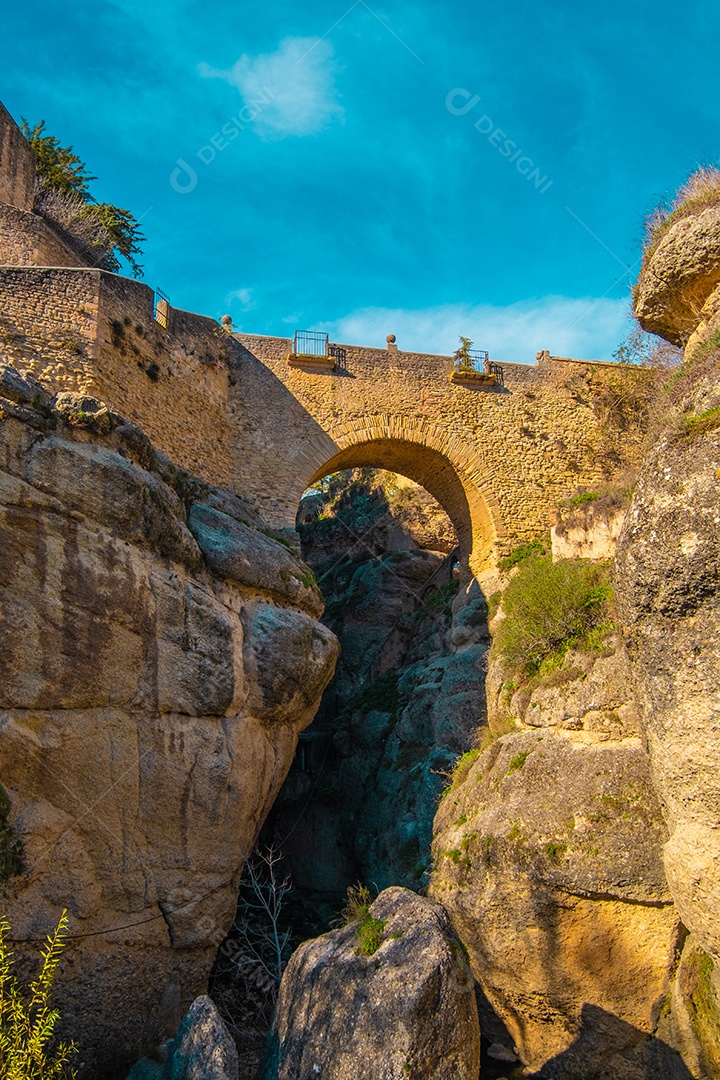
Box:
[0, 361, 338, 1075]
[431, 636, 687, 1080]
[258, 887, 480, 1080]
[128, 995, 239, 1080]
[634, 206, 720, 347]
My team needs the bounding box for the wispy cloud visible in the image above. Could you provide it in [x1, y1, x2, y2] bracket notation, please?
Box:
[226, 287, 256, 311]
[314, 296, 632, 362]
[199, 37, 343, 139]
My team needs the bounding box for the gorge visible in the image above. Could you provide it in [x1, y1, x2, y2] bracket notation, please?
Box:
[1, 97, 720, 1080]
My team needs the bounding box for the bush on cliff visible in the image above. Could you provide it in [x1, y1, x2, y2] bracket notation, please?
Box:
[495, 556, 612, 674]
[0, 910, 77, 1078]
[641, 166, 720, 267]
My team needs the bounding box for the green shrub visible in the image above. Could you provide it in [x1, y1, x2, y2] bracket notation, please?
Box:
[0, 910, 77, 1078]
[357, 917, 386, 956]
[566, 491, 600, 508]
[507, 751, 531, 774]
[497, 539, 547, 571]
[495, 557, 612, 674]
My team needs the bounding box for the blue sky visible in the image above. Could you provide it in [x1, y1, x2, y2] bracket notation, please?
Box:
[3, 0, 719, 361]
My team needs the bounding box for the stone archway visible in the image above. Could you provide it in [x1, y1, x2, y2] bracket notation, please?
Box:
[284, 416, 505, 577]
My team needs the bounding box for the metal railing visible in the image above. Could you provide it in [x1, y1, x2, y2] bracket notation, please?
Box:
[154, 286, 170, 328]
[486, 360, 505, 386]
[453, 348, 489, 374]
[293, 330, 328, 357]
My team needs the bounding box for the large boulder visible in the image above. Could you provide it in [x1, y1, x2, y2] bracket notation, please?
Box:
[127, 995, 238, 1080]
[0, 366, 338, 1075]
[634, 206, 720, 346]
[615, 410, 720, 966]
[258, 887, 480, 1080]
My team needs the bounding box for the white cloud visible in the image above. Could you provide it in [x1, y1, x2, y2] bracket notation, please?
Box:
[314, 296, 633, 363]
[200, 37, 343, 139]
[226, 287, 256, 311]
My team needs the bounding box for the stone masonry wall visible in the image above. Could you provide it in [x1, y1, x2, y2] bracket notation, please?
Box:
[0, 102, 34, 212]
[0, 202, 87, 268]
[0, 267, 237, 487]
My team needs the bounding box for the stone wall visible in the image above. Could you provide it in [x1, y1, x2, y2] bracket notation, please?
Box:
[0, 102, 34, 212]
[0, 267, 238, 487]
[0, 202, 87, 268]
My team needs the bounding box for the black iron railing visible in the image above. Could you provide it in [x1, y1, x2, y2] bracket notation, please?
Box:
[293, 330, 328, 357]
[487, 360, 505, 386]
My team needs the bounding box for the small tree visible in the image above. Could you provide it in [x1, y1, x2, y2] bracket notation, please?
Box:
[212, 847, 293, 1035]
[21, 119, 144, 278]
[0, 910, 77, 1078]
[453, 336, 475, 372]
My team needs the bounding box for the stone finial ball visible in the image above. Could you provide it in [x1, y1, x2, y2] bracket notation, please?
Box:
[386, 334, 396, 344]
[221, 314, 233, 327]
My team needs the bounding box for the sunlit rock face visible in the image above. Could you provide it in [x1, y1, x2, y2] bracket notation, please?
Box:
[258, 887, 480, 1080]
[0, 361, 337, 1075]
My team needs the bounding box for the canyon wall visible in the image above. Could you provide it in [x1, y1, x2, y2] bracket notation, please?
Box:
[0, 361, 338, 1075]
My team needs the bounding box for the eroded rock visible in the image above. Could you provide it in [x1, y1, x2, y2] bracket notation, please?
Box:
[431, 720, 681, 1079]
[259, 887, 480, 1080]
[0, 368, 338, 1074]
[127, 995, 239, 1080]
[634, 206, 720, 345]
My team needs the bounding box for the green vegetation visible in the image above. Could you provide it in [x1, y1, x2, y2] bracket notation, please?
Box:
[497, 538, 547, 570]
[682, 947, 720, 1076]
[346, 671, 410, 720]
[678, 406, 720, 440]
[0, 911, 77, 1077]
[494, 556, 612, 675]
[544, 841, 567, 862]
[21, 119, 144, 277]
[341, 884, 386, 956]
[507, 750, 531, 775]
[641, 166, 720, 269]
[357, 917, 386, 957]
[566, 491, 600, 508]
[453, 336, 475, 372]
[0, 785, 23, 881]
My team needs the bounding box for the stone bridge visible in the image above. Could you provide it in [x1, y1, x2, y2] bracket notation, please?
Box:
[0, 264, 639, 579]
[231, 333, 636, 575]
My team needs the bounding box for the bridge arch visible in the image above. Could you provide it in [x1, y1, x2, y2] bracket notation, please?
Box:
[285, 416, 506, 577]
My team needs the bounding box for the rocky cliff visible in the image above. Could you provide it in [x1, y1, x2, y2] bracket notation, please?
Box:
[0, 361, 338, 1075]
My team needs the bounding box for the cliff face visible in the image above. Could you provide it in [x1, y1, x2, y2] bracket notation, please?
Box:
[0, 361, 338, 1075]
[430, 632, 685, 1080]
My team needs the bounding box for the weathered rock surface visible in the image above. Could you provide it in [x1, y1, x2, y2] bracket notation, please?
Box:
[551, 499, 627, 562]
[634, 206, 720, 345]
[267, 473, 487, 912]
[431, 718, 681, 1079]
[258, 887, 480, 1080]
[127, 995, 239, 1080]
[0, 362, 338, 1075]
[615, 404, 720, 968]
